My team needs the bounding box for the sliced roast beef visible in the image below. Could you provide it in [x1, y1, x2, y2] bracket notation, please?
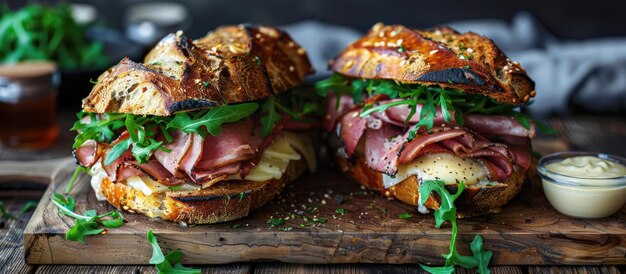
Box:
[463, 114, 536, 138]
[154, 130, 193, 178]
[74, 140, 101, 167]
[194, 118, 258, 171]
[129, 159, 182, 186]
[323, 93, 355, 131]
[340, 110, 368, 157]
[192, 162, 242, 183]
[364, 124, 403, 174]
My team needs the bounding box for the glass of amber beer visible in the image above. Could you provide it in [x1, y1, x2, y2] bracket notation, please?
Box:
[0, 62, 59, 149]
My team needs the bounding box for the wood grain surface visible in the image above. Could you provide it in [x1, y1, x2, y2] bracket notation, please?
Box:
[23, 145, 626, 265]
[2, 115, 624, 273]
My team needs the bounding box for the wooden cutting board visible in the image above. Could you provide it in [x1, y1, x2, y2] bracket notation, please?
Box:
[22, 156, 626, 265]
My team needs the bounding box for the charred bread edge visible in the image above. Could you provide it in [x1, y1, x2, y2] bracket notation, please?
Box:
[329, 23, 536, 105]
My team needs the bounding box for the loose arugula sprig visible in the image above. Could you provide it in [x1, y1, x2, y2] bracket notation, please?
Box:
[315, 73, 554, 140]
[418, 180, 492, 274]
[51, 192, 124, 244]
[0, 201, 17, 220]
[147, 230, 201, 274]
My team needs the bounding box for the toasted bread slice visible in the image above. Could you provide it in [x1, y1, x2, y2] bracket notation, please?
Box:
[333, 152, 527, 218]
[100, 157, 307, 224]
[330, 23, 535, 105]
[83, 25, 314, 116]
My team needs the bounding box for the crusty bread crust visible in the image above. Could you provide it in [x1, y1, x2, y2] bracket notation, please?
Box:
[83, 25, 314, 116]
[330, 23, 535, 105]
[334, 152, 527, 218]
[100, 158, 307, 224]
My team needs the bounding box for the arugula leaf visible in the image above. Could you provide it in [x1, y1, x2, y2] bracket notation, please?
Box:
[267, 217, 286, 227]
[99, 211, 125, 228]
[418, 181, 492, 274]
[50, 192, 125, 244]
[419, 264, 455, 274]
[147, 230, 201, 274]
[418, 180, 464, 228]
[52, 192, 76, 215]
[66, 219, 104, 244]
[104, 138, 131, 165]
[0, 201, 17, 220]
[65, 166, 89, 194]
[148, 230, 166, 264]
[260, 96, 281, 136]
[470, 235, 493, 274]
[0, 3, 108, 70]
[132, 139, 163, 164]
[20, 201, 38, 214]
[167, 103, 259, 138]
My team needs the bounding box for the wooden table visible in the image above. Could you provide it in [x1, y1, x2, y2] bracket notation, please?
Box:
[1, 114, 625, 274]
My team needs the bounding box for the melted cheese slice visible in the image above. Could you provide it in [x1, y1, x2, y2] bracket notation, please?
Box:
[90, 132, 315, 199]
[382, 153, 490, 189]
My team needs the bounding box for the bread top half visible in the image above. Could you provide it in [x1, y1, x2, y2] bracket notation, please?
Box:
[330, 23, 536, 105]
[83, 25, 314, 116]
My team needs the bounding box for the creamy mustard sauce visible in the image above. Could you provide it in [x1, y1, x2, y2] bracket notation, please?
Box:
[540, 155, 626, 219]
[545, 156, 626, 178]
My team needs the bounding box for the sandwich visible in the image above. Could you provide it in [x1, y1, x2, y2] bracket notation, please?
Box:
[316, 23, 540, 217]
[71, 25, 317, 224]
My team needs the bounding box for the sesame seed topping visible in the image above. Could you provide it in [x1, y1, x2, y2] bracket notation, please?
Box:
[429, 49, 438, 55]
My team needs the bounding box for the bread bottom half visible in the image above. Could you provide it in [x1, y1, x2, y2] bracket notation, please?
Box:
[100, 158, 307, 224]
[334, 152, 527, 218]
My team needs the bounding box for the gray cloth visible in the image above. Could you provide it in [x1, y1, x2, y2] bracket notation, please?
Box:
[284, 14, 626, 116]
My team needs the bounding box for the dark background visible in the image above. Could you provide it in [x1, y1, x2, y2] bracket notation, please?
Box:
[6, 0, 626, 39]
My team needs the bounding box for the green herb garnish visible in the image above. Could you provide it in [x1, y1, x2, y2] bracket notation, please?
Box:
[72, 87, 321, 167]
[0, 201, 17, 220]
[311, 217, 327, 224]
[398, 213, 413, 219]
[0, 4, 108, 69]
[267, 218, 286, 227]
[66, 166, 89, 194]
[418, 180, 492, 273]
[20, 201, 38, 214]
[147, 230, 201, 274]
[51, 192, 124, 244]
[73, 102, 258, 165]
[335, 208, 346, 215]
[315, 73, 553, 140]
